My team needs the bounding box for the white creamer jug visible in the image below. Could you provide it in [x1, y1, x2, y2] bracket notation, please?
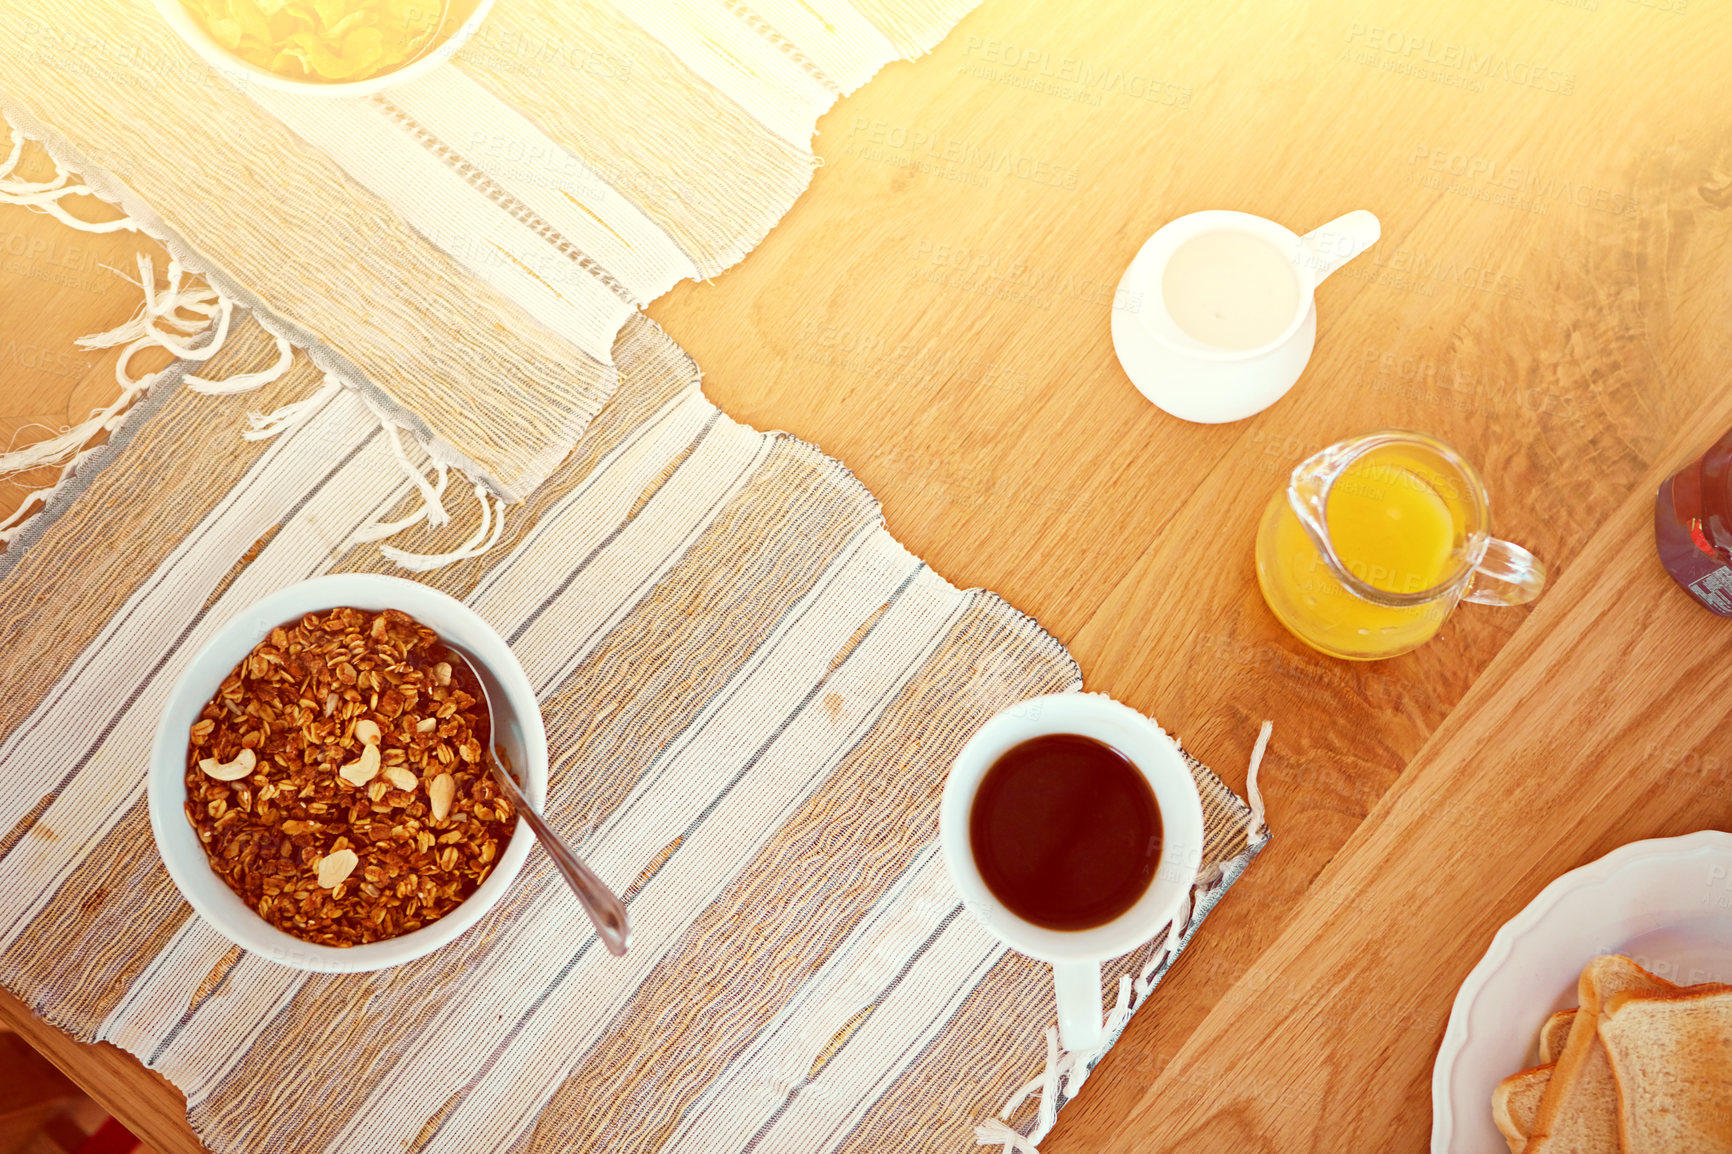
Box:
[1111, 209, 1380, 423]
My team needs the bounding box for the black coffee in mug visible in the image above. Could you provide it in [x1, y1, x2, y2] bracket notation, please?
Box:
[967, 734, 1162, 931]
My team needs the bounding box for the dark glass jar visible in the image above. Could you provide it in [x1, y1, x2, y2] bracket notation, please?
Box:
[1656, 427, 1732, 615]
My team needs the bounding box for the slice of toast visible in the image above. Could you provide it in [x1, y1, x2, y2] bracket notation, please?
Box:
[1599, 984, 1732, 1153]
[1540, 1009, 1576, 1064]
[1524, 955, 1676, 1153]
[1489, 1010, 1575, 1152]
[1493, 1064, 1553, 1152]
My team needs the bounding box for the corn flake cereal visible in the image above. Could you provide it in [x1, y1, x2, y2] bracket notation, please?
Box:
[178, 0, 462, 83]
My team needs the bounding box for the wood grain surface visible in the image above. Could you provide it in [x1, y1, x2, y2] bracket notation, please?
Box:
[2, 0, 1730, 1150]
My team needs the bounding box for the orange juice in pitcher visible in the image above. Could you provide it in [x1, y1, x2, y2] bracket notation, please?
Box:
[1255, 431, 1545, 660]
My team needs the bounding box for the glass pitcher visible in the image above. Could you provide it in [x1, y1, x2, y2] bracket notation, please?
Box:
[1254, 430, 1546, 660]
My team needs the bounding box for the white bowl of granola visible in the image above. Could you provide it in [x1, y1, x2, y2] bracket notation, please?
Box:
[147, 574, 547, 972]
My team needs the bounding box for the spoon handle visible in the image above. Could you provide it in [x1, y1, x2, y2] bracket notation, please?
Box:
[487, 757, 631, 956]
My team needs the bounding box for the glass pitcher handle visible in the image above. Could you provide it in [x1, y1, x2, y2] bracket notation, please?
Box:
[1463, 538, 1546, 606]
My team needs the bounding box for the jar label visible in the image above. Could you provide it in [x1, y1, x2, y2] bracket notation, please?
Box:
[1687, 567, 1732, 614]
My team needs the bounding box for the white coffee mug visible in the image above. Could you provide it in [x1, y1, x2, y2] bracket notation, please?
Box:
[938, 693, 1205, 1051]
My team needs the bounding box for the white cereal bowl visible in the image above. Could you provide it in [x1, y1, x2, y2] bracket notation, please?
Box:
[152, 0, 496, 97]
[147, 573, 546, 973]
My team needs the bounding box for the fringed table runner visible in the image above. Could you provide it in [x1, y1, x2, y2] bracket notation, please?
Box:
[0, 0, 979, 505]
[0, 315, 1267, 1153]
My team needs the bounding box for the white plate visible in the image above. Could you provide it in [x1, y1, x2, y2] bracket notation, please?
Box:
[1431, 830, 1732, 1152]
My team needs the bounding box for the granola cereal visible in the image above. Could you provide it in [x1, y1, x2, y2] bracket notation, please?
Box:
[184, 606, 517, 947]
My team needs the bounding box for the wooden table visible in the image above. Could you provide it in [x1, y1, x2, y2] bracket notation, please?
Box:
[3, 0, 1729, 1149]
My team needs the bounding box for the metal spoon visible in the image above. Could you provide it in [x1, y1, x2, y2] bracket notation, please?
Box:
[444, 645, 630, 956]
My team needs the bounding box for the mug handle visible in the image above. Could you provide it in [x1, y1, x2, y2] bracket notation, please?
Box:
[1299, 210, 1381, 284]
[1054, 960, 1104, 1051]
[1463, 538, 1547, 606]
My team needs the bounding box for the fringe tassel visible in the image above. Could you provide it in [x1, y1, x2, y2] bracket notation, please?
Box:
[0, 184, 141, 234]
[0, 123, 138, 234]
[351, 459, 450, 543]
[379, 484, 507, 573]
[347, 406, 452, 545]
[1034, 1022, 1061, 1137]
[373, 411, 452, 530]
[1, 255, 230, 483]
[974, 1118, 1041, 1154]
[0, 486, 53, 543]
[354, 472, 452, 543]
[0, 252, 246, 545]
[0, 116, 505, 572]
[0, 124, 33, 184]
[1064, 976, 1136, 1098]
[1, 256, 299, 546]
[0, 117, 509, 573]
[972, 725, 1275, 1153]
[1245, 719, 1271, 842]
[187, 330, 293, 394]
[243, 372, 344, 441]
[1134, 889, 1192, 1006]
[213, 373, 510, 575]
[0, 443, 101, 543]
[72, 276, 232, 378]
[318, 358, 497, 574]
[978, 977, 1137, 1154]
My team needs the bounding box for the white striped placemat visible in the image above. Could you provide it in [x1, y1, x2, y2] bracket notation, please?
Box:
[0, 316, 1267, 1154]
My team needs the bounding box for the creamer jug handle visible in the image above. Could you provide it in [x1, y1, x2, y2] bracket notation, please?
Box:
[1299, 210, 1381, 284]
[1463, 538, 1546, 606]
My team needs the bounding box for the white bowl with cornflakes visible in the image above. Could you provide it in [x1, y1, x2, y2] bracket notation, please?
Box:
[153, 0, 496, 97]
[147, 574, 547, 973]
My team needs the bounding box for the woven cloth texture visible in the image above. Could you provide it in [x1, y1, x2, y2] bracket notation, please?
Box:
[0, 318, 1262, 1154]
[0, 0, 987, 499]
